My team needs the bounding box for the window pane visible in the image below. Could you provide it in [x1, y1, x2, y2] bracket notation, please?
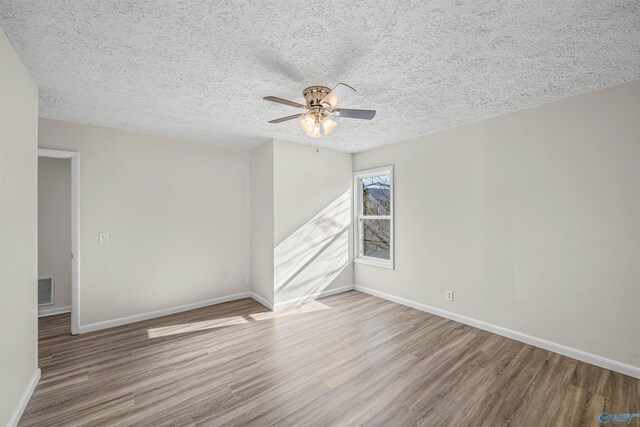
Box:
[362, 175, 391, 216]
[362, 219, 390, 260]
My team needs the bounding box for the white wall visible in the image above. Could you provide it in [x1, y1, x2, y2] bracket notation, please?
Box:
[38, 118, 251, 327]
[273, 140, 353, 305]
[353, 80, 640, 369]
[250, 140, 274, 306]
[249, 139, 354, 307]
[0, 27, 39, 426]
[38, 157, 72, 314]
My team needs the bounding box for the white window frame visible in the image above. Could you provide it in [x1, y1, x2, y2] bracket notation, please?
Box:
[353, 165, 394, 269]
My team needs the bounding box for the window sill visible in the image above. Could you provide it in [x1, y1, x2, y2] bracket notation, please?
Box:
[354, 257, 395, 270]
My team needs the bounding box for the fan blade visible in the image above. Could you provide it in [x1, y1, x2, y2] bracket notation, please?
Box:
[321, 83, 356, 108]
[333, 108, 376, 120]
[268, 114, 305, 124]
[263, 96, 306, 109]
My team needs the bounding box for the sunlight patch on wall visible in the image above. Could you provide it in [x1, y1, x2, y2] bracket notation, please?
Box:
[275, 231, 349, 304]
[274, 191, 351, 304]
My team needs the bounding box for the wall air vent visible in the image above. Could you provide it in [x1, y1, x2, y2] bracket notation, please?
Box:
[38, 276, 54, 306]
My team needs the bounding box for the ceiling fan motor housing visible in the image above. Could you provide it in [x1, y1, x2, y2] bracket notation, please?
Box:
[303, 86, 331, 108]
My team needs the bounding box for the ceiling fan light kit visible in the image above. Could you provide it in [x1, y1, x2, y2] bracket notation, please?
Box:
[300, 110, 337, 138]
[264, 83, 376, 139]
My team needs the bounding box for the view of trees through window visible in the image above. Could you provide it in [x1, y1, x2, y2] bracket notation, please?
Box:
[361, 175, 391, 260]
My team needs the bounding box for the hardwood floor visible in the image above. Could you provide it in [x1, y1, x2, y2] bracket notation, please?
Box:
[22, 291, 639, 426]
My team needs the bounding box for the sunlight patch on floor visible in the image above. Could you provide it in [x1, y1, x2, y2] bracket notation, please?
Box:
[250, 300, 330, 321]
[147, 316, 249, 338]
[147, 300, 330, 338]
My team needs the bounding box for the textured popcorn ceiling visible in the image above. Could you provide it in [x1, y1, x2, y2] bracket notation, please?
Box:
[1, 1, 639, 152]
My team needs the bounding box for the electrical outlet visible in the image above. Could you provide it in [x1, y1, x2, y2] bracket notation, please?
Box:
[245, 275, 251, 285]
[445, 290, 454, 301]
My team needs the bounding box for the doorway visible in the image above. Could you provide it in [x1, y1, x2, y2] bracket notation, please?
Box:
[37, 149, 80, 334]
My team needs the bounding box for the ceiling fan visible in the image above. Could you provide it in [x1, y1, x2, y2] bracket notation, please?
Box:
[263, 83, 376, 138]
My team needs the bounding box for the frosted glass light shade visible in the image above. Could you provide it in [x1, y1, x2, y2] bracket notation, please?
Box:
[321, 115, 337, 136]
[300, 113, 321, 138]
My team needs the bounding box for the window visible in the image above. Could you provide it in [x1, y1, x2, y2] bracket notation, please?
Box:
[354, 165, 394, 269]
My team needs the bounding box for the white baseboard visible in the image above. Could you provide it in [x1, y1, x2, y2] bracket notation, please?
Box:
[354, 285, 640, 380]
[250, 292, 274, 310]
[7, 368, 41, 427]
[38, 305, 71, 317]
[78, 292, 251, 334]
[274, 285, 354, 310]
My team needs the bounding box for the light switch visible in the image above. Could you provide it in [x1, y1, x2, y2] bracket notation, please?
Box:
[98, 232, 109, 244]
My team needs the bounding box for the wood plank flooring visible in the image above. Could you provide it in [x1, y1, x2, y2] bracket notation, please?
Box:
[21, 291, 639, 426]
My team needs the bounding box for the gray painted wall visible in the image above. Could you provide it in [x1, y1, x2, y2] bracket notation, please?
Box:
[273, 139, 353, 305]
[250, 140, 275, 306]
[353, 81, 640, 368]
[0, 26, 39, 426]
[38, 118, 252, 326]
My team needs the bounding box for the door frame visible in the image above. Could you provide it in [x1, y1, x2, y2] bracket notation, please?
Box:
[38, 148, 81, 335]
